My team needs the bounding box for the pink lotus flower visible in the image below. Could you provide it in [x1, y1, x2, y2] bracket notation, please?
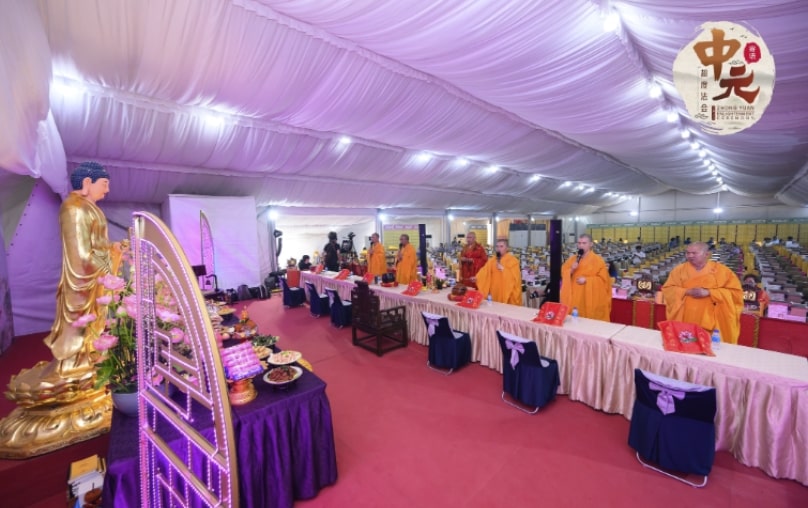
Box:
[99, 274, 126, 291]
[93, 332, 119, 351]
[71, 313, 97, 328]
[157, 307, 181, 323]
[96, 295, 113, 305]
[169, 327, 185, 344]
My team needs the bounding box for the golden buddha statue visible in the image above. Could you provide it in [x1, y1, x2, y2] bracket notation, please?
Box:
[0, 162, 120, 458]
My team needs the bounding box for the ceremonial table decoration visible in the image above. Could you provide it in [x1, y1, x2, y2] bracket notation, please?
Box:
[658, 320, 714, 356]
[533, 302, 568, 326]
[457, 289, 483, 309]
[402, 280, 423, 296]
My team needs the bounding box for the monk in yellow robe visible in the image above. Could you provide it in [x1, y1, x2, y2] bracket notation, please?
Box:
[367, 233, 387, 278]
[561, 234, 612, 321]
[395, 234, 418, 284]
[475, 239, 522, 305]
[662, 242, 743, 344]
[459, 231, 487, 288]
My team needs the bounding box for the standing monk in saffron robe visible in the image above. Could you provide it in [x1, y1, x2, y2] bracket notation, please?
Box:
[662, 242, 743, 344]
[476, 239, 522, 305]
[561, 234, 612, 321]
[395, 234, 418, 284]
[367, 233, 387, 278]
[459, 231, 487, 288]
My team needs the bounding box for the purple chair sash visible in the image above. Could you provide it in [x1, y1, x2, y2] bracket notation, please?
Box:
[505, 340, 525, 369]
[648, 381, 686, 415]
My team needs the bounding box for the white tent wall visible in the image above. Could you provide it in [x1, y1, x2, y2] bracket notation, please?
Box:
[271, 208, 376, 266]
[580, 190, 808, 225]
[6, 181, 62, 336]
[0, 175, 36, 251]
[162, 195, 261, 290]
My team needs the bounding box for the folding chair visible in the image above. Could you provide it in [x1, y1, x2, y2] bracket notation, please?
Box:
[325, 287, 352, 328]
[495, 331, 559, 414]
[279, 276, 305, 308]
[305, 282, 330, 317]
[628, 369, 716, 488]
[421, 312, 471, 375]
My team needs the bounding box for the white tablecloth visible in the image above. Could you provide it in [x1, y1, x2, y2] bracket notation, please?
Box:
[298, 272, 808, 485]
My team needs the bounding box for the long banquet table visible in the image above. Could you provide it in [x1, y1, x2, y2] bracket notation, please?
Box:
[102, 367, 338, 508]
[300, 271, 808, 485]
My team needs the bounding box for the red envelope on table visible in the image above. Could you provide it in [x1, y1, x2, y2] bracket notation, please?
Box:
[457, 289, 484, 309]
[534, 302, 569, 326]
[363, 272, 374, 283]
[402, 281, 423, 296]
[334, 269, 350, 280]
[313, 264, 324, 274]
[658, 320, 714, 356]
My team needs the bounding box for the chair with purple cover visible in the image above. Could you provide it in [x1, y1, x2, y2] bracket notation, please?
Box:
[306, 282, 330, 318]
[279, 276, 306, 308]
[421, 311, 471, 375]
[325, 287, 352, 328]
[496, 331, 559, 414]
[628, 369, 716, 488]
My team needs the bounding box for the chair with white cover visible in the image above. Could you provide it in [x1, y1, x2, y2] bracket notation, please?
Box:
[421, 312, 471, 375]
[495, 331, 559, 414]
[306, 282, 330, 317]
[628, 369, 716, 488]
[325, 287, 352, 328]
[279, 276, 306, 308]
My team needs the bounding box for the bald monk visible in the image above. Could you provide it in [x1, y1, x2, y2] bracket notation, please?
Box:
[561, 234, 612, 321]
[395, 234, 418, 284]
[367, 233, 387, 278]
[475, 239, 522, 305]
[459, 231, 487, 288]
[662, 242, 743, 344]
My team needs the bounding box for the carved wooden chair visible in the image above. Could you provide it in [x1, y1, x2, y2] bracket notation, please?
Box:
[351, 281, 408, 356]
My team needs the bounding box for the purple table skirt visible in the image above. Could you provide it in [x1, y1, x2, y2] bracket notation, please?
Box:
[102, 369, 338, 508]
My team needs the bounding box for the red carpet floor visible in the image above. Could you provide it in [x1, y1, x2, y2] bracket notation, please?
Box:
[1, 296, 806, 507]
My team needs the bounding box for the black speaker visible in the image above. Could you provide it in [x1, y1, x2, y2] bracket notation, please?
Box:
[545, 219, 563, 303]
[418, 224, 427, 276]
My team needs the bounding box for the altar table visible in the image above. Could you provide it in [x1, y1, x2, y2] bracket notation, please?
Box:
[102, 368, 338, 508]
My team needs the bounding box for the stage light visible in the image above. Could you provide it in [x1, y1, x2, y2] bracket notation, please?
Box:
[603, 12, 620, 32]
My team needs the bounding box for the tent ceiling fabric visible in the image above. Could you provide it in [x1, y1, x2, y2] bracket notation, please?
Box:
[3, 0, 807, 214]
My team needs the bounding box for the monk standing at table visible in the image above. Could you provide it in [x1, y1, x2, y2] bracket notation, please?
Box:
[561, 234, 612, 321]
[662, 242, 743, 343]
[459, 231, 487, 288]
[395, 234, 418, 284]
[476, 239, 522, 305]
[367, 233, 387, 279]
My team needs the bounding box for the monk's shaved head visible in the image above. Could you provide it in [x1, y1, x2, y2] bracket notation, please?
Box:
[685, 242, 710, 269]
[690, 242, 709, 253]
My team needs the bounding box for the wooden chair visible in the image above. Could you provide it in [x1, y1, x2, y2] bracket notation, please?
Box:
[351, 281, 408, 356]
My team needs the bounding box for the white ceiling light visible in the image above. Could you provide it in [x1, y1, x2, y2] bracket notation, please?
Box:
[561, 181, 572, 188]
[703, 160, 711, 166]
[378, 212, 387, 221]
[603, 12, 620, 32]
[455, 157, 468, 166]
[447, 213, 454, 221]
[630, 211, 638, 217]
[711, 170, 719, 176]
[586, 186, 595, 193]
[530, 174, 541, 182]
[338, 135, 352, 145]
[698, 150, 707, 158]
[649, 83, 663, 99]
[416, 152, 432, 163]
[690, 141, 700, 150]
[681, 130, 691, 139]
[666, 111, 678, 123]
[268, 209, 279, 220]
[52, 80, 83, 98]
[204, 114, 224, 127]
[713, 207, 724, 214]
[575, 184, 585, 191]
[487, 165, 499, 173]
[604, 192, 612, 197]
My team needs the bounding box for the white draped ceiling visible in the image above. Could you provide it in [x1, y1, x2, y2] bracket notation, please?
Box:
[2, 0, 807, 216]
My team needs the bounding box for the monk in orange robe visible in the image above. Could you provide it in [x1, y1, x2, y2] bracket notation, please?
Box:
[395, 234, 418, 284]
[742, 273, 770, 317]
[367, 233, 387, 278]
[475, 239, 522, 305]
[662, 242, 743, 344]
[459, 231, 487, 288]
[561, 234, 612, 321]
